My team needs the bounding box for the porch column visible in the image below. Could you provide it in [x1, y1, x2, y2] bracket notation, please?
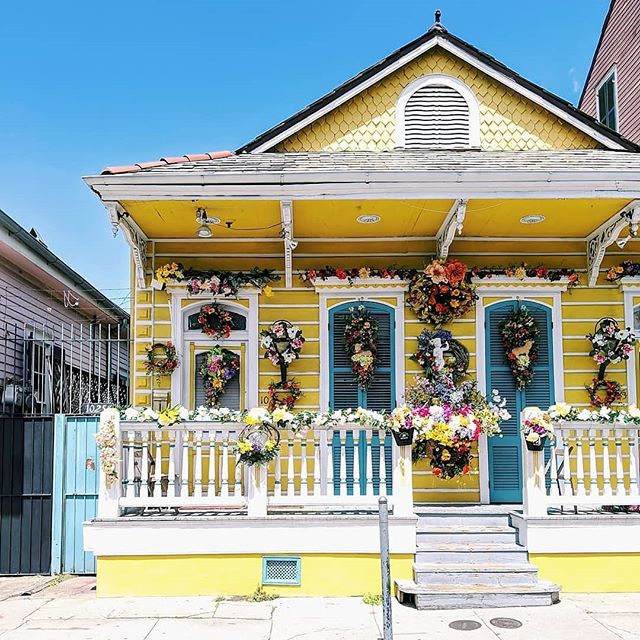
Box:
[247, 465, 268, 517]
[97, 408, 122, 518]
[521, 430, 548, 517]
[392, 444, 414, 517]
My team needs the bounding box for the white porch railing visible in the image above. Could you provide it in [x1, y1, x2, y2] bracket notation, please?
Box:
[97, 412, 414, 518]
[522, 418, 640, 516]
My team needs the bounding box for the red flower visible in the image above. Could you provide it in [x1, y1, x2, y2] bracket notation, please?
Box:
[444, 260, 467, 285]
[435, 303, 446, 313]
[463, 465, 470, 474]
[307, 270, 317, 280]
[440, 284, 450, 294]
[536, 266, 549, 279]
[433, 468, 442, 477]
[336, 269, 348, 280]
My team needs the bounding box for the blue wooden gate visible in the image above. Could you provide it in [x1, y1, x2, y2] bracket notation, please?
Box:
[485, 301, 554, 503]
[51, 416, 99, 574]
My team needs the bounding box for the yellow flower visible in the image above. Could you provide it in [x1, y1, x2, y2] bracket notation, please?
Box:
[514, 266, 527, 280]
[263, 286, 274, 298]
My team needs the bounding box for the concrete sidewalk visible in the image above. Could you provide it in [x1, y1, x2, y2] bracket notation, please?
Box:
[0, 577, 639, 639]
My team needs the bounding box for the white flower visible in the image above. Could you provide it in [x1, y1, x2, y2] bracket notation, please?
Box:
[629, 405, 640, 419]
[246, 407, 269, 426]
[287, 326, 299, 339]
[576, 409, 593, 421]
[272, 407, 294, 424]
[178, 406, 190, 421]
[549, 402, 572, 418]
[599, 407, 612, 419]
[142, 408, 159, 421]
[123, 407, 141, 421]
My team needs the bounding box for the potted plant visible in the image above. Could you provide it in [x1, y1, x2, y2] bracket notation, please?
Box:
[388, 406, 416, 446]
[521, 407, 555, 451]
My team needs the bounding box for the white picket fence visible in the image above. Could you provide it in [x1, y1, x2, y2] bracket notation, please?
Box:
[98, 414, 414, 517]
[522, 418, 640, 516]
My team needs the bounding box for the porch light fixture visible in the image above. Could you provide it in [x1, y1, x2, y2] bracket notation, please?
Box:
[356, 214, 381, 224]
[519, 214, 545, 225]
[195, 207, 221, 238]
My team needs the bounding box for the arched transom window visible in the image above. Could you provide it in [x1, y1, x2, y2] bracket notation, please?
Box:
[395, 75, 480, 149]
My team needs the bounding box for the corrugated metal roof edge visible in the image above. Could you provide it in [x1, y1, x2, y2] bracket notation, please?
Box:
[0, 208, 129, 322]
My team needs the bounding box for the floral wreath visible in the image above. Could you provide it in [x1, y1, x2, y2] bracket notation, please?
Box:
[235, 422, 280, 466]
[143, 342, 179, 376]
[260, 320, 305, 381]
[265, 379, 303, 411]
[407, 259, 477, 327]
[198, 303, 234, 339]
[200, 346, 240, 407]
[410, 329, 469, 383]
[500, 306, 539, 390]
[586, 378, 625, 408]
[344, 305, 378, 389]
[586, 318, 636, 380]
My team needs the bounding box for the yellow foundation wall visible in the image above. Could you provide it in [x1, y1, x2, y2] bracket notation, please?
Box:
[530, 553, 640, 592]
[95, 553, 414, 598]
[274, 47, 599, 152]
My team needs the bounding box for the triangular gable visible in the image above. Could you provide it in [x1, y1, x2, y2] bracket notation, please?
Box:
[238, 25, 637, 154]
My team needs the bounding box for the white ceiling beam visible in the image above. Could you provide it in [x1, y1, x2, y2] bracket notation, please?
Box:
[587, 200, 640, 287]
[104, 201, 149, 289]
[436, 199, 467, 259]
[280, 200, 297, 288]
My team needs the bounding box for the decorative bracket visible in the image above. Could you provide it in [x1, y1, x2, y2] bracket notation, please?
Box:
[104, 201, 148, 289]
[280, 200, 297, 288]
[436, 199, 467, 259]
[587, 200, 640, 287]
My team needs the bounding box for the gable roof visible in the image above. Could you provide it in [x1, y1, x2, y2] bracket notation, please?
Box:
[238, 22, 638, 154]
[578, 0, 615, 107]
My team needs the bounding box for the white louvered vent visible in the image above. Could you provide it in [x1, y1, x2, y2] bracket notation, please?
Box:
[404, 84, 470, 149]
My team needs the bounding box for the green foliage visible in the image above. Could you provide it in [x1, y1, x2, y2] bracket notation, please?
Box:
[248, 585, 279, 602]
[362, 592, 383, 605]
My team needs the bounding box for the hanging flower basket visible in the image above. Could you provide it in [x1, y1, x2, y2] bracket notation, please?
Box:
[586, 318, 636, 380]
[525, 437, 547, 452]
[391, 427, 415, 446]
[260, 320, 305, 382]
[235, 421, 281, 466]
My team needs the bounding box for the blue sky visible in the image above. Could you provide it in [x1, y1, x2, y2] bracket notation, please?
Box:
[0, 1, 610, 307]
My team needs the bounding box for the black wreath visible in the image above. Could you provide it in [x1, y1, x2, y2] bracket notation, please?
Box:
[445, 339, 470, 382]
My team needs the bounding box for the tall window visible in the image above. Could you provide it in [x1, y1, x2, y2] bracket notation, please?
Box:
[329, 302, 394, 411]
[597, 69, 618, 131]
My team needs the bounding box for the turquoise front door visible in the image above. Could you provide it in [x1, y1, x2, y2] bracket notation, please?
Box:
[485, 301, 554, 503]
[329, 301, 394, 495]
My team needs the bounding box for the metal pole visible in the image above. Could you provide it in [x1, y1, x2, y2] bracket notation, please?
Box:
[378, 495, 393, 640]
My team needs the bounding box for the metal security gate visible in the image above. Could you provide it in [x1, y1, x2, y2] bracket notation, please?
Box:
[52, 416, 99, 574]
[0, 417, 54, 575]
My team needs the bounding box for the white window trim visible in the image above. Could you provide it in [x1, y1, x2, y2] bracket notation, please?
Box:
[317, 284, 408, 411]
[474, 284, 565, 504]
[595, 65, 618, 132]
[395, 74, 481, 149]
[167, 286, 259, 408]
[621, 280, 640, 405]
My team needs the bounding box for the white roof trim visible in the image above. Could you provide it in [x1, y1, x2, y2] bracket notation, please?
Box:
[248, 35, 624, 154]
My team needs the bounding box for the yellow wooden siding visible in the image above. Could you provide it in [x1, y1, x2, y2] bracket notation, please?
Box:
[132, 243, 640, 502]
[275, 48, 599, 152]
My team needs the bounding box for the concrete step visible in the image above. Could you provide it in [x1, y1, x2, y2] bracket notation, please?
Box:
[414, 508, 514, 528]
[415, 542, 529, 564]
[395, 579, 560, 610]
[416, 525, 516, 545]
[414, 562, 539, 586]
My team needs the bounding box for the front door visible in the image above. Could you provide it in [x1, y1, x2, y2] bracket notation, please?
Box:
[485, 300, 554, 503]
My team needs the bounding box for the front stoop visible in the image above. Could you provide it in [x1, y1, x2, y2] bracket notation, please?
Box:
[395, 506, 560, 609]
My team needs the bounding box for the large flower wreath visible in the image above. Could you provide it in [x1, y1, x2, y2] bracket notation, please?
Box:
[198, 303, 234, 339]
[410, 329, 469, 383]
[407, 259, 477, 327]
[500, 306, 539, 389]
[199, 347, 240, 407]
[344, 305, 378, 389]
[143, 342, 179, 376]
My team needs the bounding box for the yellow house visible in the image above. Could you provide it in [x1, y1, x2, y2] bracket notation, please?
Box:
[83, 16, 640, 606]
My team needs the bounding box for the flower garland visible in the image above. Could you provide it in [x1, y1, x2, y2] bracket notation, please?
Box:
[410, 329, 469, 383]
[143, 342, 179, 376]
[200, 347, 240, 407]
[407, 259, 477, 327]
[500, 306, 539, 390]
[265, 379, 303, 411]
[300, 266, 418, 284]
[154, 262, 279, 296]
[260, 321, 305, 377]
[95, 408, 119, 488]
[471, 263, 579, 289]
[606, 261, 640, 282]
[586, 318, 636, 377]
[549, 401, 640, 424]
[586, 378, 625, 408]
[344, 305, 378, 389]
[198, 303, 234, 339]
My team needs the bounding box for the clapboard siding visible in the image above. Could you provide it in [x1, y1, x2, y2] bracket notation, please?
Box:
[580, 0, 640, 142]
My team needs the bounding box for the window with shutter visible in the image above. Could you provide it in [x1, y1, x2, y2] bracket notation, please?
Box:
[328, 302, 394, 495]
[485, 300, 554, 503]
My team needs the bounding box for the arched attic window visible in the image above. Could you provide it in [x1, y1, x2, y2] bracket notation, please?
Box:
[395, 75, 480, 149]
